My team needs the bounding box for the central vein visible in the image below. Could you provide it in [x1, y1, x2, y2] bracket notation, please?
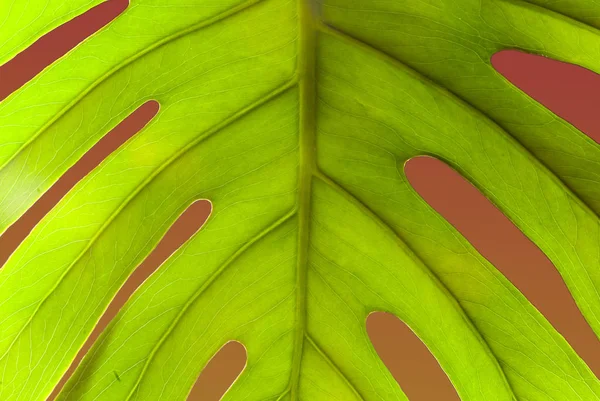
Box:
[290, 0, 317, 398]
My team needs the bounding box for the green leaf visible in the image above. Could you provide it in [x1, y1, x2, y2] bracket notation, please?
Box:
[1, 0, 599, 400]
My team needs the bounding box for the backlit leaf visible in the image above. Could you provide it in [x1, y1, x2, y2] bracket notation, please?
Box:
[1, 0, 599, 400]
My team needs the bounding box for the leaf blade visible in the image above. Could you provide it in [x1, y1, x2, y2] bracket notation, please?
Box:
[1, 0, 600, 400]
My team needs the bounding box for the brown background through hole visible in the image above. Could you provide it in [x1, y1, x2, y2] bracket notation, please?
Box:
[0, 1, 599, 400]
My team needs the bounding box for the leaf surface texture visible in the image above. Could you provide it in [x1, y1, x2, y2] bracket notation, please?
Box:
[0, 0, 599, 400]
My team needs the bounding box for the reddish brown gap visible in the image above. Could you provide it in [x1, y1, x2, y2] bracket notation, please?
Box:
[405, 156, 600, 377]
[0, 101, 159, 268]
[48, 199, 213, 400]
[367, 312, 460, 401]
[188, 341, 247, 401]
[492, 50, 600, 144]
[0, 0, 128, 101]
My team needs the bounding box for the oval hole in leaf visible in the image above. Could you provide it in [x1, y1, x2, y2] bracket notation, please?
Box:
[47, 198, 212, 400]
[0, 100, 159, 267]
[0, 0, 129, 100]
[366, 311, 460, 401]
[187, 341, 247, 401]
[492, 50, 600, 144]
[404, 155, 600, 377]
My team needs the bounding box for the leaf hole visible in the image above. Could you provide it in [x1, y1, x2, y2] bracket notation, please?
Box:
[0, 100, 159, 268]
[492, 50, 600, 144]
[187, 341, 247, 401]
[0, 0, 129, 101]
[47, 198, 212, 400]
[404, 155, 600, 377]
[367, 311, 460, 401]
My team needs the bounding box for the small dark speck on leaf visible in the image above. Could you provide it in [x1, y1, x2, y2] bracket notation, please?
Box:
[113, 371, 121, 382]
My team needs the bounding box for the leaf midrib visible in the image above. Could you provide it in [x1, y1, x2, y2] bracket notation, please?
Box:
[288, 0, 317, 398]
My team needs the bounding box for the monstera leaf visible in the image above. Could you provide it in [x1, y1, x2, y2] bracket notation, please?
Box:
[1, 0, 600, 399]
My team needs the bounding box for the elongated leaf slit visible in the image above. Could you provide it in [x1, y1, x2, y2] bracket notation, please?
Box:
[367, 311, 460, 401]
[492, 50, 600, 145]
[188, 341, 247, 401]
[0, 0, 129, 100]
[405, 155, 600, 377]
